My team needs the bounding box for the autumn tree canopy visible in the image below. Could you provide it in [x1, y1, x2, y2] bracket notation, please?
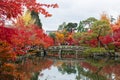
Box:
[0, 0, 58, 19]
[0, 0, 58, 79]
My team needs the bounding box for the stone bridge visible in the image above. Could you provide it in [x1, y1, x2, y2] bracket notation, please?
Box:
[47, 46, 88, 59]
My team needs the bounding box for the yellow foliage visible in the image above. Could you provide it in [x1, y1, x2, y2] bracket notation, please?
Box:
[22, 10, 35, 26]
[55, 32, 65, 44]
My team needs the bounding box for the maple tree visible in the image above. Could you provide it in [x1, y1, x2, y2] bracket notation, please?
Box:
[31, 26, 54, 47]
[0, 25, 16, 44]
[0, 0, 57, 56]
[77, 14, 112, 48]
[0, 15, 54, 80]
[112, 27, 120, 50]
[54, 14, 120, 56]
[0, 0, 58, 79]
[90, 20, 111, 47]
[0, 0, 58, 19]
[110, 17, 120, 51]
[10, 24, 54, 55]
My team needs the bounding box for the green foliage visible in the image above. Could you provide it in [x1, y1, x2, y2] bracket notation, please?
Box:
[107, 43, 116, 50]
[64, 22, 78, 32]
[91, 20, 110, 36]
[58, 22, 78, 32]
[89, 20, 111, 47]
[73, 32, 82, 40]
[49, 32, 56, 39]
[22, 10, 42, 28]
[30, 72, 39, 80]
[58, 22, 66, 31]
[85, 58, 108, 68]
[78, 32, 94, 46]
[83, 47, 107, 56]
[31, 10, 42, 28]
[58, 63, 76, 74]
[77, 21, 86, 32]
[82, 17, 98, 28]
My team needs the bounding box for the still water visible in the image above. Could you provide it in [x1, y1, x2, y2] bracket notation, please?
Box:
[37, 57, 120, 80]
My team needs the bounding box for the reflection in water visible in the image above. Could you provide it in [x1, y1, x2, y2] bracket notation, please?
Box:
[58, 62, 77, 74]
[38, 57, 120, 80]
[38, 66, 77, 80]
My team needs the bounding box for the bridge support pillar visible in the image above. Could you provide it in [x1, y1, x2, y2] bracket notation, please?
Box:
[58, 49, 62, 59]
[76, 50, 78, 59]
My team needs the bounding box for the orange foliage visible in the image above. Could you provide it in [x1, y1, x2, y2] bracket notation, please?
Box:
[0, 40, 16, 63]
[0, 63, 24, 80]
[55, 31, 65, 45]
[111, 24, 120, 32]
[100, 13, 110, 24]
[116, 16, 120, 26]
[0, 41, 23, 80]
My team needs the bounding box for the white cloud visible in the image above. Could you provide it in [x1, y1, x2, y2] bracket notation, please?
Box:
[38, 0, 120, 31]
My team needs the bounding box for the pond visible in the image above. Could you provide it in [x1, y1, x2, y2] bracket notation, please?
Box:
[37, 57, 120, 80]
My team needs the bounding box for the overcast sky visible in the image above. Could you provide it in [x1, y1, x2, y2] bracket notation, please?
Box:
[38, 0, 120, 31]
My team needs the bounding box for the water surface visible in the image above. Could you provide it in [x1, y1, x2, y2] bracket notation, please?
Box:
[38, 57, 120, 80]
